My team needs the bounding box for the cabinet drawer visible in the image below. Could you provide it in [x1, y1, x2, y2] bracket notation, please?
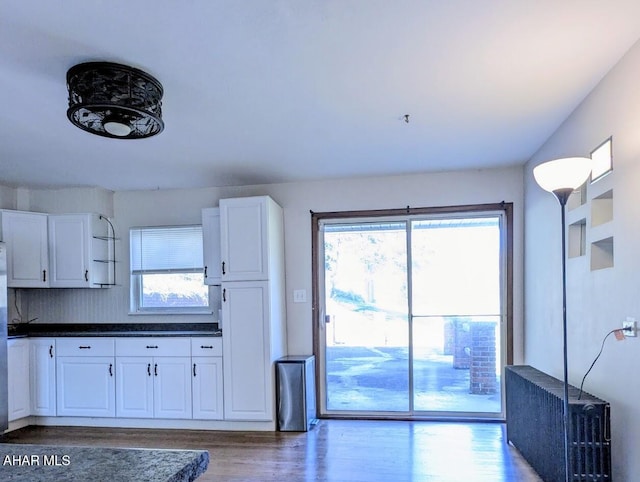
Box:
[115, 337, 191, 357]
[191, 337, 223, 357]
[56, 337, 115, 357]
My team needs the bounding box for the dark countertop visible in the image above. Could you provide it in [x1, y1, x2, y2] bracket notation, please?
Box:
[8, 322, 221, 338]
[0, 443, 209, 481]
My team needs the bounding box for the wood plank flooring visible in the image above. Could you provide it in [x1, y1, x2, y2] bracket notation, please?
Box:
[2, 421, 542, 481]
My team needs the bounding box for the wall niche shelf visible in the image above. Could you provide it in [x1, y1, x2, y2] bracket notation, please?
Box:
[591, 189, 613, 227]
[568, 219, 587, 258]
[591, 236, 614, 271]
[567, 181, 588, 211]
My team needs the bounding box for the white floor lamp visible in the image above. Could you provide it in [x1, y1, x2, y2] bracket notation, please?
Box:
[533, 157, 592, 482]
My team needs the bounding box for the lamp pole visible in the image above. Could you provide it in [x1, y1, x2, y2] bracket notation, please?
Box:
[554, 188, 573, 482]
[533, 156, 592, 482]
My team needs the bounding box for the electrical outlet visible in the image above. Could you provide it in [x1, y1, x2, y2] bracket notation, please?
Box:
[623, 319, 637, 337]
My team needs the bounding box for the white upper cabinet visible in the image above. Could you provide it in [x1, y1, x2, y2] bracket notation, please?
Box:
[0, 210, 114, 289]
[202, 207, 221, 285]
[219, 196, 283, 282]
[48, 213, 112, 288]
[1, 210, 49, 287]
[219, 195, 287, 424]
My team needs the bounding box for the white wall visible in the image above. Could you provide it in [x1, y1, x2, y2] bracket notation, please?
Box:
[525, 39, 640, 480]
[21, 166, 525, 361]
[0, 185, 16, 210]
[29, 187, 115, 217]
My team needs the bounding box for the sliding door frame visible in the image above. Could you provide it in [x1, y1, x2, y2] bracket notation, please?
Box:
[311, 202, 513, 420]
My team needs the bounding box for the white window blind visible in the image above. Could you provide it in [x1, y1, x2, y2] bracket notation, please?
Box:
[130, 225, 203, 274]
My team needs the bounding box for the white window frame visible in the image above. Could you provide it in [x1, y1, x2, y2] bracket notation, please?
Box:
[129, 225, 211, 315]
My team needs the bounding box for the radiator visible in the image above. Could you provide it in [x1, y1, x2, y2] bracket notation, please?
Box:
[505, 365, 611, 482]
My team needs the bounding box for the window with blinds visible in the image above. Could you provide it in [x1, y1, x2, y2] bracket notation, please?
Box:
[129, 225, 210, 313]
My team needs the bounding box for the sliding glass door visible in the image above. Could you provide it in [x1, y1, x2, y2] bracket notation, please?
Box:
[410, 217, 502, 414]
[322, 221, 409, 412]
[315, 206, 510, 419]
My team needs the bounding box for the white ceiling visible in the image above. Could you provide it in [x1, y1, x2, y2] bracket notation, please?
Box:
[2, 1, 640, 192]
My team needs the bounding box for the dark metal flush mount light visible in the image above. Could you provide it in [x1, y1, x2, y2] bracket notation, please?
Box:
[66, 61, 164, 139]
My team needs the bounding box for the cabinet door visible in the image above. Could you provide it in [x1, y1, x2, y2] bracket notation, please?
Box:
[222, 281, 272, 420]
[56, 356, 115, 417]
[202, 207, 221, 285]
[116, 357, 154, 418]
[8, 338, 30, 421]
[48, 214, 90, 288]
[192, 356, 224, 420]
[154, 357, 192, 419]
[220, 197, 268, 281]
[30, 338, 56, 416]
[1, 210, 49, 287]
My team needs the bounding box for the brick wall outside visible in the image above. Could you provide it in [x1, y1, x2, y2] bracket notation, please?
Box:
[443, 320, 454, 355]
[469, 321, 498, 395]
[452, 319, 471, 369]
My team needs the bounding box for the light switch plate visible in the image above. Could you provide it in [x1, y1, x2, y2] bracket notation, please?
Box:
[293, 289, 307, 303]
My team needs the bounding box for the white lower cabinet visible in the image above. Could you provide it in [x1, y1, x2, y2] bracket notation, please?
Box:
[192, 337, 224, 420]
[222, 281, 281, 421]
[8, 338, 31, 421]
[55, 338, 115, 417]
[154, 357, 192, 419]
[115, 338, 192, 419]
[115, 357, 154, 418]
[28, 335, 223, 424]
[30, 338, 56, 416]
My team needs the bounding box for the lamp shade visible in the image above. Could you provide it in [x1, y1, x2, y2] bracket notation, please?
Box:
[533, 157, 592, 194]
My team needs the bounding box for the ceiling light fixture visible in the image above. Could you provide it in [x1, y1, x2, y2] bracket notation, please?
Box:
[66, 61, 164, 139]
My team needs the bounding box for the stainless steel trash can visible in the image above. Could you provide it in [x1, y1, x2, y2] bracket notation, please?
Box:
[276, 355, 317, 431]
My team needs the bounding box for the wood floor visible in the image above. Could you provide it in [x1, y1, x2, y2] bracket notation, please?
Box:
[2, 421, 542, 481]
